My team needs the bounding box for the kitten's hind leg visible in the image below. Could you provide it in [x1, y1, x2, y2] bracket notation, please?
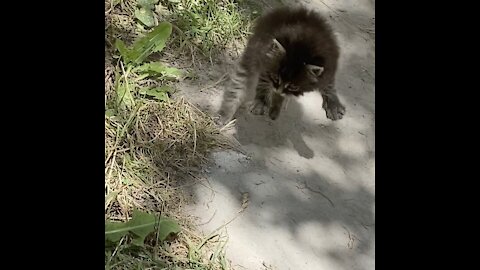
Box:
[320, 83, 346, 121]
[217, 64, 258, 125]
[217, 88, 243, 125]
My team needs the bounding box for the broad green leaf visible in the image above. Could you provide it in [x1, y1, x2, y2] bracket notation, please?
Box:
[161, 66, 183, 79]
[105, 109, 116, 117]
[105, 222, 126, 243]
[157, 217, 181, 242]
[134, 73, 151, 81]
[116, 81, 135, 109]
[135, 8, 155, 28]
[138, 0, 159, 9]
[105, 209, 156, 246]
[115, 39, 132, 63]
[138, 87, 150, 95]
[146, 87, 169, 101]
[140, 86, 172, 101]
[134, 62, 183, 79]
[128, 22, 173, 64]
[158, 85, 173, 94]
[134, 62, 167, 74]
[128, 209, 156, 246]
[105, 210, 180, 246]
[148, 22, 172, 53]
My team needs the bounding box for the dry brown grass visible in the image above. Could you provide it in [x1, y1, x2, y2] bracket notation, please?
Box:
[105, 97, 233, 221]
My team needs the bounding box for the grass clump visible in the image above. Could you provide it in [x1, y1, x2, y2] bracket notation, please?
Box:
[159, 0, 260, 55]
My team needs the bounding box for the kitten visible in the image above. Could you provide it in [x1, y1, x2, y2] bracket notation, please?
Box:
[217, 6, 346, 125]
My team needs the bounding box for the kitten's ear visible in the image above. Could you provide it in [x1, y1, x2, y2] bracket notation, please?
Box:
[266, 38, 286, 58]
[306, 64, 324, 77]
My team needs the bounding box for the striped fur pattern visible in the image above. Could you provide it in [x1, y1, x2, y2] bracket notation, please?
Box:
[217, 6, 346, 125]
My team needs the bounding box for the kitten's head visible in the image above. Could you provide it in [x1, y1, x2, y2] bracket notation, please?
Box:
[265, 38, 325, 96]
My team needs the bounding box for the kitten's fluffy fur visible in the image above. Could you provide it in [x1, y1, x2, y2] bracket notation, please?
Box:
[217, 6, 346, 124]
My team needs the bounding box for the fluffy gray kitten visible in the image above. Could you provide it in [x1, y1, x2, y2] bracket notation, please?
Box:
[217, 6, 345, 125]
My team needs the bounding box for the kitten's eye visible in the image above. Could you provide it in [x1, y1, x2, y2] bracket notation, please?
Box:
[273, 79, 280, 87]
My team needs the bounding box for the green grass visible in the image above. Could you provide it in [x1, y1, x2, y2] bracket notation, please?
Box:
[105, 0, 258, 268]
[159, 0, 261, 56]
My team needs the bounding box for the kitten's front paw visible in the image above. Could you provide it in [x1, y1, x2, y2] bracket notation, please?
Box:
[268, 106, 281, 120]
[324, 102, 346, 121]
[215, 117, 227, 126]
[249, 101, 267, 115]
[216, 110, 232, 126]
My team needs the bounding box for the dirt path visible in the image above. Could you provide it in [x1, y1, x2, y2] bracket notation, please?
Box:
[178, 0, 375, 269]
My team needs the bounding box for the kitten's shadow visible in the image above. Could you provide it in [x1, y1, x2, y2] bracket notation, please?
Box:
[233, 98, 315, 159]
